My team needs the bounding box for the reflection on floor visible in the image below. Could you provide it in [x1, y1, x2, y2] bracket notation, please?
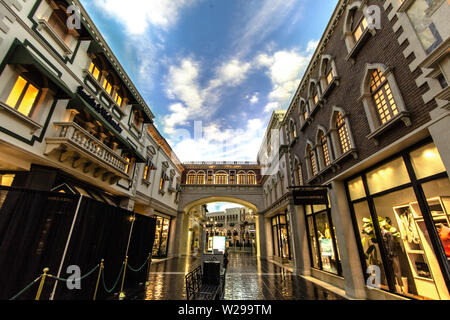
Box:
[134, 252, 345, 300]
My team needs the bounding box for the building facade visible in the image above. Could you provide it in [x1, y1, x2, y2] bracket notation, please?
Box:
[260, 0, 450, 300]
[0, 0, 182, 259]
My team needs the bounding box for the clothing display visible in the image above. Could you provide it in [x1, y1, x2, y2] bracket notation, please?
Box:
[438, 225, 450, 258]
[398, 210, 420, 244]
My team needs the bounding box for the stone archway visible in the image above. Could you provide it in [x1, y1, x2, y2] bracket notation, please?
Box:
[174, 194, 266, 259]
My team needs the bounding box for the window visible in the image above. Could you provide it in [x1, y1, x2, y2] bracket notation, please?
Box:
[296, 161, 303, 186]
[0, 174, 15, 186]
[103, 78, 112, 95]
[336, 112, 352, 154]
[114, 92, 123, 107]
[353, 16, 368, 43]
[143, 164, 150, 181]
[289, 120, 297, 141]
[272, 214, 292, 260]
[89, 62, 101, 81]
[207, 172, 214, 184]
[346, 141, 450, 300]
[159, 174, 166, 191]
[47, 8, 69, 42]
[370, 69, 399, 125]
[187, 172, 196, 184]
[248, 172, 256, 185]
[5, 76, 41, 117]
[326, 69, 334, 85]
[124, 156, 134, 175]
[320, 131, 331, 167]
[237, 172, 246, 185]
[132, 110, 143, 130]
[305, 204, 341, 275]
[215, 172, 228, 185]
[406, 0, 443, 54]
[308, 144, 318, 176]
[299, 100, 309, 127]
[197, 172, 205, 184]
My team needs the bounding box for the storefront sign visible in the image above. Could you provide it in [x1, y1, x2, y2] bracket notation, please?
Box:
[293, 189, 328, 205]
[77, 86, 122, 133]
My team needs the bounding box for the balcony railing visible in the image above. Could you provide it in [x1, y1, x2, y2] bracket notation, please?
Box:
[46, 122, 129, 176]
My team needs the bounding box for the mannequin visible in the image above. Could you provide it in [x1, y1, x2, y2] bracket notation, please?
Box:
[381, 228, 405, 293]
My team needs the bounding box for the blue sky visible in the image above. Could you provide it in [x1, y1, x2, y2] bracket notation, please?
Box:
[80, 0, 338, 162]
[206, 202, 243, 213]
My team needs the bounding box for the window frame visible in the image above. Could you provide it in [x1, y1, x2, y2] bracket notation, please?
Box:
[5, 74, 42, 118]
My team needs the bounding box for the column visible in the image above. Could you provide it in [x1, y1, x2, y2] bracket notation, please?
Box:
[256, 213, 267, 259]
[288, 204, 311, 276]
[172, 211, 189, 257]
[428, 109, 450, 176]
[329, 180, 367, 299]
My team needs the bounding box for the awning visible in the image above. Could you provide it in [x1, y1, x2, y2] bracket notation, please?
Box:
[6, 42, 74, 99]
[67, 95, 146, 162]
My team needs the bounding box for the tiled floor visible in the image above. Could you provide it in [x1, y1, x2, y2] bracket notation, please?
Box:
[133, 252, 345, 300]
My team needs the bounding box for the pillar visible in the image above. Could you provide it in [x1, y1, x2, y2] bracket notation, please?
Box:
[256, 212, 267, 259]
[428, 109, 450, 177]
[288, 204, 311, 276]
[329, 180, 367, 299]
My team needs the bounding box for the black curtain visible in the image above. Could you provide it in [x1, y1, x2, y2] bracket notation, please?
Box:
[0, 187, 157, 300]
[0, 187, 79, 300]
[124, 213, 156, 290]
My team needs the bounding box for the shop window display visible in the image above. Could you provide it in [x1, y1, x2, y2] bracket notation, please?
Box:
[346, 141, 450, 300]
[305, 204, 341, 275]
[152, 216, 171, 257]
[271, 214, 292, 261]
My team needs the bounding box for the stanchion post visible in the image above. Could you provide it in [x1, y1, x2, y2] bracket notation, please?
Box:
[145, 252, 152, 287]
[119, 256, 128, 300]
[35, 268, 49, 300]
[93, 259, 104, 301]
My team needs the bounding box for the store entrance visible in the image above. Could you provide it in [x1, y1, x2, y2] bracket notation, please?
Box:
[152, 216, 171, 258]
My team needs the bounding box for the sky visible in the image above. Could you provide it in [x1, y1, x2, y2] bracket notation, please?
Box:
[80, 0, 338, 162]
[206, 202, 243, 213]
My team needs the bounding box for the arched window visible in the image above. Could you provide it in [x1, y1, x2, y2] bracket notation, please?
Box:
[247, 172, 256, 185]
[336, 112, 352, 154]
[294, 158, 303, 186]
[237, 171, 246, 184]
[299, 99, 309, 127]
[215, 171, 228, 184]
[319, 130, 331, 167]
[197, 171, 206, 184]
[307, 144, 318, 176]
[289, 119, 297, 142]
[187, 171, 196, 184]
[308, 80, 321, 111]
[370, 69, 399, 125]
[360, 64, 410, 141]
[319, 55, 339, 96]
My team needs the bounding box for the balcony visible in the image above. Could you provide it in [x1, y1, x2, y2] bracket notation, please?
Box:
[45, 122, 129, 184]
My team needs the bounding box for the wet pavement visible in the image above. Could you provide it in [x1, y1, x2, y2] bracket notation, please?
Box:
[135, 252, 345, 300]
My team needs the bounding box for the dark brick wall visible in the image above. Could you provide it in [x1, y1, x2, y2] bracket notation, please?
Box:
[287, 0, 437, 184]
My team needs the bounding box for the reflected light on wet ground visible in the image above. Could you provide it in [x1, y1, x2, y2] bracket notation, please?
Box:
[142, 252, 344, 300]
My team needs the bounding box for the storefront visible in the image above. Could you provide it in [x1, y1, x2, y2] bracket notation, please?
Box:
[345, 139, 450, 300]
[152, 215, 172, 258]
[305, 203, 342, 276]
[271, 213, 292, 261]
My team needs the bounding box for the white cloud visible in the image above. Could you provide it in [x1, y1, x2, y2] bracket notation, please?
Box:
[169, 118, 266, 161]
[256, 40, 317, 112]
[92, 0, 196, 34]
[207, 202, 244, 213]
[248, 93, 259, 104]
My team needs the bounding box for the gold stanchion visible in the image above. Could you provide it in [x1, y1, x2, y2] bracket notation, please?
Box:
[35, 268, 49, 300]
[145, 252, 152, 287]
[93, 259, 104, 301]
[119, 256, 128, 300]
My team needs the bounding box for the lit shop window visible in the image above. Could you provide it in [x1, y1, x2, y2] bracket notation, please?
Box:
[5, 76, 40, 117]
[370, 69, 399, 125]
[410, 143, 446, 180]
[353, 16, 368, 43]
[89, 62, 101, 80]
[366, 157, 410, 195]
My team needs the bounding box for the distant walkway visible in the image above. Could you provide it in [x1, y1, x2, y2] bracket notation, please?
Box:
[131, 252, 345, 300]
